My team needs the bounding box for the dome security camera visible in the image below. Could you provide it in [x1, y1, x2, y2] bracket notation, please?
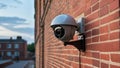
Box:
[51, 14, 84, 42]
[50, 14, 86, 51]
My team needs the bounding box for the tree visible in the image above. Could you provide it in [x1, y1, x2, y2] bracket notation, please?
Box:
[27, 43, 35, 53]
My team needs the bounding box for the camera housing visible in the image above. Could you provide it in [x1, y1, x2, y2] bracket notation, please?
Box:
[51, 14, 78, 42]
[50, 14, 86, 51]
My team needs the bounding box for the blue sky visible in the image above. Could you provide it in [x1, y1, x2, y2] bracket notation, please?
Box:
[0, 0, 34, 44]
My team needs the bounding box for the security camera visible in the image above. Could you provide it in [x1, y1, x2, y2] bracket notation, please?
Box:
[51, 14, 84, 42]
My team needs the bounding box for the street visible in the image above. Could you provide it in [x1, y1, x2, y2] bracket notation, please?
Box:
[5, 60, 34, 68]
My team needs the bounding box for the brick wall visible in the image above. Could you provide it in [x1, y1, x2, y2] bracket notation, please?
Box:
[35, 0, 120, 68]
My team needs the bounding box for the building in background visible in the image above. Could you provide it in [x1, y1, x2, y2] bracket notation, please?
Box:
[0, 36, 27, 60]
[35, 0, 120, 68]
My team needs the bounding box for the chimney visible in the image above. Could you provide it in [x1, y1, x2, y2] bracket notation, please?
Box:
[17, 36, 22, 39]
[10, 37, 12, 40]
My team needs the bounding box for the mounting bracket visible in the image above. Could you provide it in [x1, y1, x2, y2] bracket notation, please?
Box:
[64, 34, 86, 52]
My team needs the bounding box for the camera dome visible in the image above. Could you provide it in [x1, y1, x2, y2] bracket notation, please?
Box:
[50, 14, 78, 42]
[51, 14, 78, 27]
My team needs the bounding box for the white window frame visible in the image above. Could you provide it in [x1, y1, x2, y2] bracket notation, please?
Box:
[7, 52, 11, 56]
[14, 44, 19, 49]
[7, 44, 12, 48]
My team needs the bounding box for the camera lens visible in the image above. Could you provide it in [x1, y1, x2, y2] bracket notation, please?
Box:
[54, 26, 65, 38]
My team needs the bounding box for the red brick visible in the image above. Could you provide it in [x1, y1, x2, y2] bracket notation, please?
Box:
[81, 64, 84, 68]
[99, 5, 109, 17]
[111, 54, 120, 63]
[70, 50, 79, 55]
[65, 45, 75, 49]
[73, 6, 85, 17]
[92, 36, 99, 42]
[81, 57, 92, 64]
[100, 34, 109, 41]
[86, 0, 91, 3]
[100, 0, 109, 7]
[87, 41, 120, 51]
[101, 11, 119, 24]
[73, 56, 79, 62]
[92, 28, 99, 36]
[100, 0, 114, 7]
[101, 63, 109, 68]
[91, 20, 100, 29]
[100, 25, 109, 34]
[110, 32, 119, 40]
[87, 43, 98, 50]
[93, 60, 100, 67]
[100, 54, 109, 60]
[110, 65, 120, 68]
[92, 2, 99, 12]
[86, 20, 99, 30]
[49, 56, 71, 67]
[68, 56, 73, 61]
[86, 0, 91, 10]
[101, 41, 120, 51]
[85, 8, 91, 16]
[85, 24, 92, 31]
[107, 0, 115, 4]
[62, 59, 71, 66]
[86, 31, 92, 38]
[71, 62, 79, 68]
[86, 11, 99, 23]
[84, 51, 92, 57]
[110, 21, 120, 31]
[109, 0, 119, 12]
[84, 65, 92, 68]
[86, 38, 92, 44]
[91, 0, 98, 5]
[92, 52, 100, 59]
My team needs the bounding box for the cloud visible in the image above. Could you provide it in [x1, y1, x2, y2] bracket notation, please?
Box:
[0, 16, 34, 36]
[0, 3, 7, 9]
[0, 16, 26, 24]
[0, 0, 22, 9]
[0, 16, 33, 27]
[14, 0, 23, 4]
[1, 23, 10, 26]
[9, 5, 17, 8]
[0, 26, 34, 40]
[13, 24, 34, 28]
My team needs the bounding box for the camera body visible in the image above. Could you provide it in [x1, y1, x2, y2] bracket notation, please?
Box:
[51, 14, 78, 42]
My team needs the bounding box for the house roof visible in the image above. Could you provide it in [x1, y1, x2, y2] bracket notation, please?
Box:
[0, 36, 27, 43]
[0, 39, 26, 43]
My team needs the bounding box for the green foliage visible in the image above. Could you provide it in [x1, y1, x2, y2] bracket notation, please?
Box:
[27, 43, 35, 53]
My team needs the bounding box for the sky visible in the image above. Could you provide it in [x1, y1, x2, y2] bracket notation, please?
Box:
[0, 0, 35, 44]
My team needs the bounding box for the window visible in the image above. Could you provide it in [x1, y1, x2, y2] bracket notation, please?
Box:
[7, 44, 12, 48]
[1, 52, 4, 56]
[14, 44, 19, 48]
[14, 51, 19, 56]
[7, 52, 11, 56]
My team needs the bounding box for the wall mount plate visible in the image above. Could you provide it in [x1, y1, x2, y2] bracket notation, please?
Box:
[77, 17, 85, 34]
